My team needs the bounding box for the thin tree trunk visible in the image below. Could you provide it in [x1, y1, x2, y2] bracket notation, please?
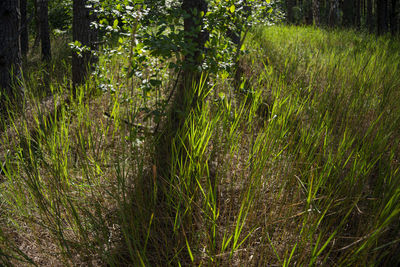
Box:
[178, 0, 208, 111]
[286, 0, 295, 23]
[20, 0, 29, 58]
[38, 0, 51, 61]
[72, 0, 91, 88]
[312, 0, 320, 25]
[390, 0, 398, 34]
[0, 0, 23, 111]
[367, 0, 373, 32]
[328, 0, 339, 26]
[377, 0, 389, 34]
[157, 0, 208, 177]
[154, 2, 209, 261]
[355, 0, 361, 28]
[32, 0, 40, 51]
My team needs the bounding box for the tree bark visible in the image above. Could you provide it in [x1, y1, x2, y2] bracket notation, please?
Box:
[286, 0, 295, 23]
[355, 0, 361, 28]
[390, 0, 398, 34]
[157, 0, 208, 172]
[367, 0, 373, 32]
[312, 0, 320, 25]
[377, 0, 389, 34]
[0, 0, 23, 110]
[342, 0, 354, 26]
[37, 0, 51, 61]
[178, 0, 208, 111]
[328, 0, 339, 27]
[20, 0, 29, 57]
[72, 0, 92, 88]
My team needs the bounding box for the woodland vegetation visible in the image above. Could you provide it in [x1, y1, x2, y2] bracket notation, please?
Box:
[1, 0, 400, 266]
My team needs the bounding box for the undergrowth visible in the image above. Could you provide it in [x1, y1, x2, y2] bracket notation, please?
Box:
[1, 25, 400, 266]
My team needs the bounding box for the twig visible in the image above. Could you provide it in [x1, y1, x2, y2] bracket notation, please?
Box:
[103, 111, 149, 133]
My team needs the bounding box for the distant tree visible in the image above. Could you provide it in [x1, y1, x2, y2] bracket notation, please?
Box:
[0, 0, 23, 110]
[366, 0, 374, 31]
[72, 0, 96, 88]
[20, 0, 29, 57]
[341, 0, 353, 26]
[312, 0, 320, 25]
[390, 0, 398, 34]
[354, 0, 361, 28]
[37, 0, 51, 61]
[283, 0, 398, 36]
[377, 0, 389, 34]
[328, 0, 339, 27]
[286, 0, 295, 23]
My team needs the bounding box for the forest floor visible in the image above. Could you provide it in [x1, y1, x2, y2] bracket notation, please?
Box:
[1, 25, 400, 266]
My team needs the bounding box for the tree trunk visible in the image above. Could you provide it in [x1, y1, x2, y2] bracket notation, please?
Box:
[377, 0, 389, 34]
[355, 0, 361, 28]
[390, 0, 398, 34]
[286, 0, 295, 23]
[72, 0, 92, 88]
[37, 0, 51, 61]
[367, 0, 373, 32]
[20, 0, 29, 57]
[0, 0, 23, 110]
[157, 0, 208, 174]
[342, 0, 354, 26]
[178, 0, 208, 110]
[312, 0, 320, 25]
[328, 0, 339, 27]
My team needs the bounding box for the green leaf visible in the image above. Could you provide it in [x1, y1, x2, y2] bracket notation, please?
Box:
[113, 19, 119, 29]
[229, 5, 236, 13]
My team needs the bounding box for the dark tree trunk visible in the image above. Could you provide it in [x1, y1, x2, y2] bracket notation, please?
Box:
[154, 1, 209, 247]
[355, 0, 361, 28]
[342, 0, 354, 26]
[32, 0, 40, 50]
[178, 0, 208, 107]
[20, 0, 29, 57]
[367, 0, 374, 31]
[72, 0, 92, 88]
[37, 0, 51, 61]
[377, 0, 389, 34]
[286, 0, 295, 23]
[182, 0, 208, 71]
[390, 0, 398, 34]
[157, 0, 208, 170]
[0, 0, 23, 110]
[329, 0, 339, 27]
[312, 0, 320, 25]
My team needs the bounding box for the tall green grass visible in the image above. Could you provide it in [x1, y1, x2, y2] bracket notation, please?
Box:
[1, 25, 400, 266]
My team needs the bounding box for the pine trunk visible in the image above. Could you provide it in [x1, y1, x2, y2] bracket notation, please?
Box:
[377, 0, 389, 34]
[355, 0, 361, 28]
[328, 0, 339, 27]
[0, 0, 23, 110]
[20, 0, 29, 57]
[367, 0, 373, 32]
[38, 0, 51, 61]
[179, 0, 208, 109]
[390, 0, 398, 34]
[72, 0, 91, 87]
[312, 0, 320, 25]
[286, 0, 295, 23]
